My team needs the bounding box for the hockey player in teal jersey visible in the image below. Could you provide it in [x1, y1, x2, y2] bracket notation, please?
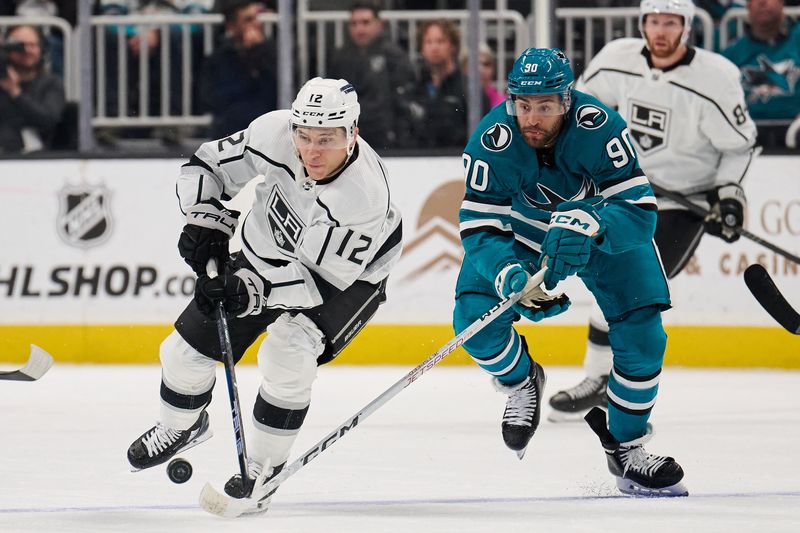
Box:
[453, 48, 687, 496]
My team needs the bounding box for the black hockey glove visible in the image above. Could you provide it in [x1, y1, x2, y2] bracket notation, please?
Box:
[178, 198, 240, 276]
[195, 268, 270, 318]
[705, 183, 745, 243]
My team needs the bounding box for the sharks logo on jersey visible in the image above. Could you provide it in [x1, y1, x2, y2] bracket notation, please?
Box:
[741, 55, 799, 104]
[267, 185, 305, 255]
[628, 100, 670, 154]
[576, 105, 608, 130]
[522, 178, 599, 212]
[480, 123, 513, 152]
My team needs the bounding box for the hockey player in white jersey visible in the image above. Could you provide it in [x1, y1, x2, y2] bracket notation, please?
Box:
[126, 77, 402, 513]
[548, 0, 757, 421]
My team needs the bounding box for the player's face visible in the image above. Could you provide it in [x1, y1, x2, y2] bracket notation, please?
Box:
[293, 126, 356, 180]
[643, 13, 684, 58]
[513, 95, 566, 149]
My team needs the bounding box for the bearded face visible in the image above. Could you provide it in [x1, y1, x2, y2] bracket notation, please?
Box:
[642, 12, 685, 59]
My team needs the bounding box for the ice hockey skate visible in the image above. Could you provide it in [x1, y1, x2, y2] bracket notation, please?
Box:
[494, 360, 546, 459]
[127, 411, 213, 471]
[584, 407, 687, 497]
[547, 374, 608, 422]
[219, 459, 286, 516]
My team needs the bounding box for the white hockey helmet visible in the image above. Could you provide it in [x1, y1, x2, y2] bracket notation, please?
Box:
[639, 0, 696, 45]
[290, 77, 360, 154]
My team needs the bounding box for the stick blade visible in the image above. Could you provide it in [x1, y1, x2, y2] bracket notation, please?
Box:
[199, 482, 252, 518]
[0, 345, 54, 381]
[744, 264, 800, 335]
[22, 345, 54, 380]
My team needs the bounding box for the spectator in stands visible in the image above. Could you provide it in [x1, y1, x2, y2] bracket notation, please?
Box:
[722, 0, 800, 147]
[201, 0, 277, 139]
[12, 0, 69, 78]
[460, 41, 505, 115]
[96, 1, 212, 129]
[328, 2, 416, 150]
[406, 19, 467, 149]
[0, 24, 65, 153]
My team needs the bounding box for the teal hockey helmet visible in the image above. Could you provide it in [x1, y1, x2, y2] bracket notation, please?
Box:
[506, 48, 574, 116]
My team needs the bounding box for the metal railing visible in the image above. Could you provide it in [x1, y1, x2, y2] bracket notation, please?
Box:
[0, 16, 75, 101]
[550, 7, 714, 70]
[296, 7, 530, 93]
[3, 7, 740, 136]
[90, 12, 278, 128]
[719, 6, 800, 49]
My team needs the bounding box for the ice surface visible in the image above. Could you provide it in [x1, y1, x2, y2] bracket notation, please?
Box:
[1, 364, 799, 532]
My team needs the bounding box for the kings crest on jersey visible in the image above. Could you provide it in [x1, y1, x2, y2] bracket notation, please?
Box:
[459, 90, 657, 279]
[176, 109, 402, 310]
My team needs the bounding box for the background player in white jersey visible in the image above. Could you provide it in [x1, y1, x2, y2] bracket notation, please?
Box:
[548, 0, 757, 421]
[126, 77, 402, 513]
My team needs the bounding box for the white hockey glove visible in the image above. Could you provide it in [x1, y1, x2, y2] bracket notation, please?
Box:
[495, 262, 570, 322]
[178, 198, 240, 276]
[195, 268, 269, 318]
[705, 183, 745, 243]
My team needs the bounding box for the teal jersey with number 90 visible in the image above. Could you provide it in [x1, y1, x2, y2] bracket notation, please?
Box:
[458, 90, 659, 288]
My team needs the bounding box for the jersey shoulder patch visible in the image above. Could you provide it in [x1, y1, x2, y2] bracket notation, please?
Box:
[480, 122, 513, 152]
[575, 104, 609, 130]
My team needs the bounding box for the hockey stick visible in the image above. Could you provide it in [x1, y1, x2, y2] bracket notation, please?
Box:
[199, 271, 543, 518]
[206, 259, 254, 497]
[743, 264, 800, 335]
[0, 345, 54, 382]
[650, 183, 800, 265]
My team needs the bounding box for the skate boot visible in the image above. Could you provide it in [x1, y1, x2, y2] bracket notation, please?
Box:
[127, 411, 213, 471]
[585, 407, 687, 497]
[493, 360, 546, 459]
[224, 459, 286, 515]
[547, 374, 608, 422]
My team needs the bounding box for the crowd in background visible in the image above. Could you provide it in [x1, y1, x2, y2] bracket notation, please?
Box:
[0, 0, 798, 154]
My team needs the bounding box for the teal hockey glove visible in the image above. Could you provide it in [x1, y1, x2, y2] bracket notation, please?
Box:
[541, 201, 605, 290]
[495, 263, 530, 299]
[496, 263, 571, 322]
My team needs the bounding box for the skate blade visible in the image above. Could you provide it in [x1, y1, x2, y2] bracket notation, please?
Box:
[129, 428, 214, 473]
[615, 477, 688, 497]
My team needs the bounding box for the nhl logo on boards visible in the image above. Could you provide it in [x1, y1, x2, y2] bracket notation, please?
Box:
[575, 105, 608, 130]
[480, 123, 512, 152]
[267, 184, 305, 255]
[56, 184, 113, 248]
[628, 100, 669, 154]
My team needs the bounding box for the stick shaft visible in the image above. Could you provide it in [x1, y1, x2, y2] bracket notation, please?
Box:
[650, 183, 800, 264]
[208, 259, 252, 490]
[260, 291, 521, 494]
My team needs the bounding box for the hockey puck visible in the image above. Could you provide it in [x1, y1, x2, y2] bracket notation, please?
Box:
[167, 458, 193, 484]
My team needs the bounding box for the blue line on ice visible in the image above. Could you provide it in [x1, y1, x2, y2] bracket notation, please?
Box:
[2, 491, 799, 514]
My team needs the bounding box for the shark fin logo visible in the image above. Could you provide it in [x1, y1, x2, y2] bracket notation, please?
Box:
[576, 104, 608, 130]
[480, 123, 513, 152]
[522, 179, 599, 212]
